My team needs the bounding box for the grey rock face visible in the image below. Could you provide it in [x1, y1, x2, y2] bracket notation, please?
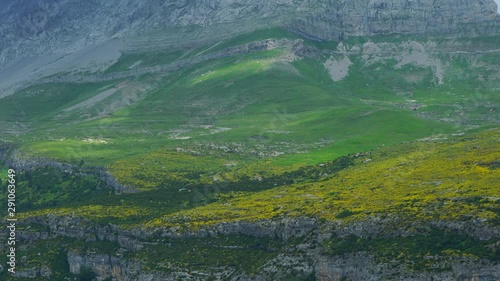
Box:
[315, 253, 500, 281]
[10, 213, 498, 281]
[289, 0, 499, 40]
[0, 0, 305, 69]
[0, 0, 498, 70]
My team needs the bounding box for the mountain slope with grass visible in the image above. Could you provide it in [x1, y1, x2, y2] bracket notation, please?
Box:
[0, 1, 499, 280]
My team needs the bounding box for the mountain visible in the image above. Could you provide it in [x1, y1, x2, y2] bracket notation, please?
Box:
[0, 0, 498, 95]
[0, 1, 499, 280]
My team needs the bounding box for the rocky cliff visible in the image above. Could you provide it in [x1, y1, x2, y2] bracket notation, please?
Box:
[289, 0, 499, 40]
[0, 0, 498, 70]
[8, 214, 499, 281]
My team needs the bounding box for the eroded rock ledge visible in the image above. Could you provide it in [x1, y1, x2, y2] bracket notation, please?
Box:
[10, 214, 499, 281]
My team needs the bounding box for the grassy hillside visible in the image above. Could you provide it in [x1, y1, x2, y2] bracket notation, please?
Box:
[13, 128, 500, 229]
[147, 129, 500, 228]
[6, 35, 495, 158]
[0, 27, 497, 216]
[1, 28, 499, 279]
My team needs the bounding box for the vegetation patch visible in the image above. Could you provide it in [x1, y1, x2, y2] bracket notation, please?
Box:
[323, 228, 500, 271]
[127, 235, 285, 275]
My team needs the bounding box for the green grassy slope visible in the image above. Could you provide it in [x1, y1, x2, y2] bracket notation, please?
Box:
[0, 29, 499, 278]
[11, 128, 500, 229]
[0, 28, 498, 220]
[6, 35, 495, 162]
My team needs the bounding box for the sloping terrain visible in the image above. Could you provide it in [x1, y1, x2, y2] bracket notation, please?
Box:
[2, 30, 498, 168]
[1, 126, 498, 280]
[0, 25, 498, 280]
[0, 0, 499, 280]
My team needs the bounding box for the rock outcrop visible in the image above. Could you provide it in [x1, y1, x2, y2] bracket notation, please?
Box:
[0, 146, 134, 193]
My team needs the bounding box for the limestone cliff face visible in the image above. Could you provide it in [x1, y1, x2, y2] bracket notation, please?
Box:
[0, 0, 498, 69]
[9, 214, 499, 281]
[289, 0, 499, 40]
